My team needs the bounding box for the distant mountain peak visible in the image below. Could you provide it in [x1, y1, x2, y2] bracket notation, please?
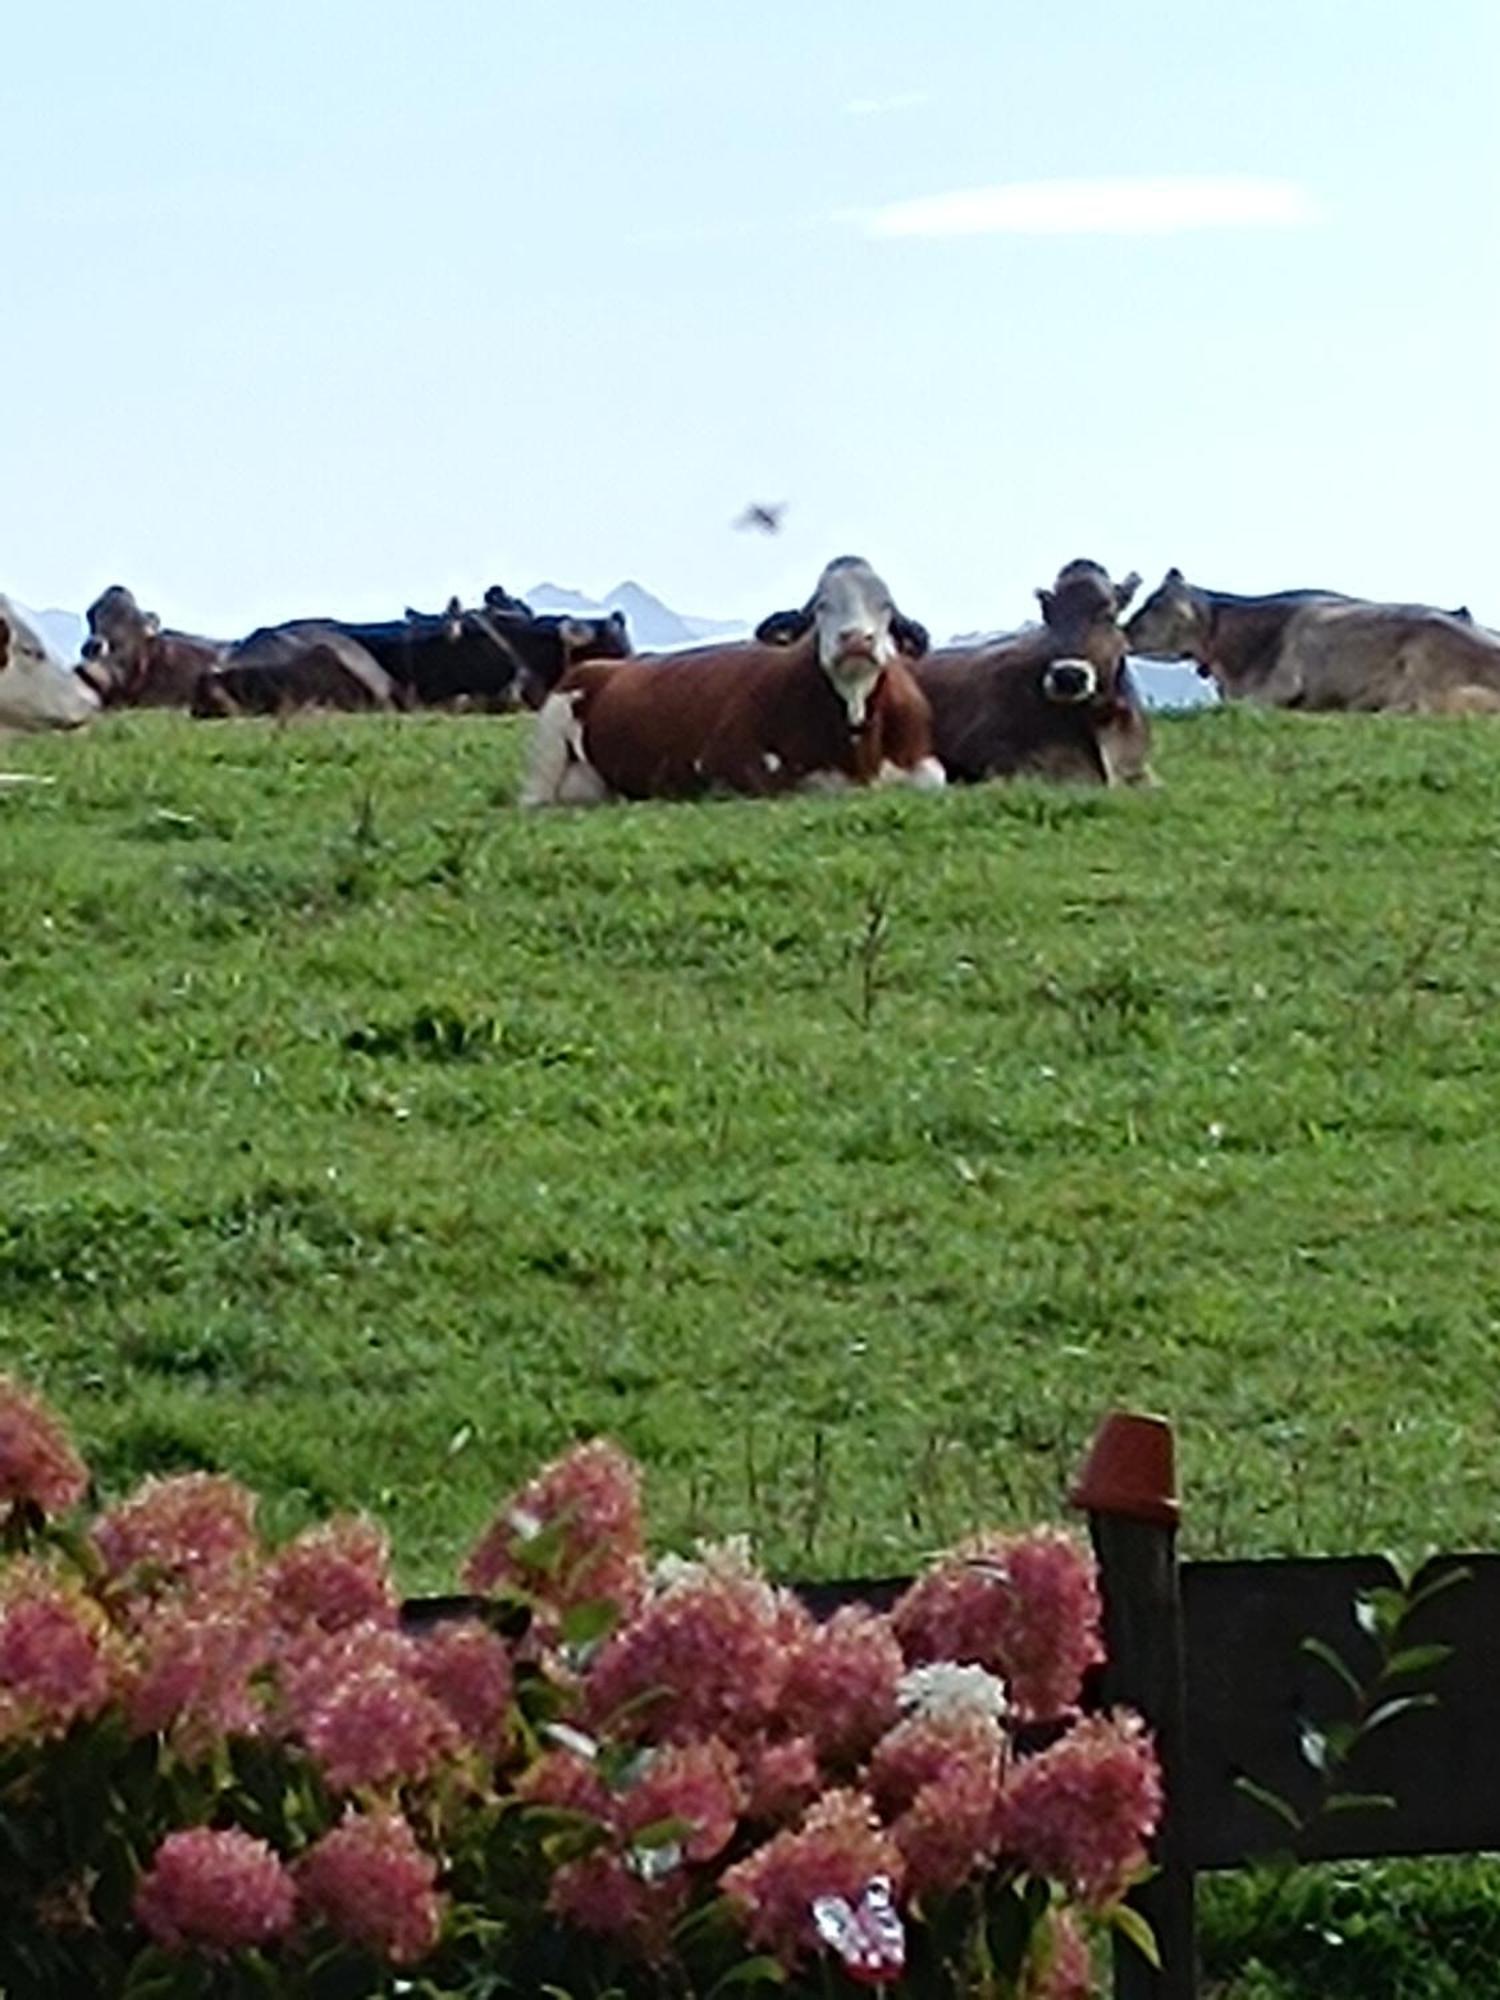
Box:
[522, 580, 745, 651]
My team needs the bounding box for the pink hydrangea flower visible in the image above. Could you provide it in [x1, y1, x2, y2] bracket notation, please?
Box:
[93, 1473, 259, 1598]
[585, 1564, 792, 1744]
[300, 1660, 462, 1793]
[722, 1789, 906, 1971]
[516, 1745, 612, 1823]
[869, 1710, 1008, 1820]
[272, 1618, 419, 1728]
[738, 1733, 824, 1824]
[0, 1564, 116, 1736]
[870, 1711, 1008, 1899]
[997, 1710, 1162, 1908]
[0, 1376, 88, 1517]
[549, 1850, 687, 1962]
[124, 1589, 272, 1757]
[297, 1807, 444, 1966]
[778, 1607, 903, 1765]
[893, 1529, 1103, 1721]
[1024, 1909, 1096, 1999]
[463, 1438, 646, 1625]
[618, 1737, 744, 1864]
[410, 1618, 515, 1754]
[134, 1827, 294, 1955]
[267, 1516, 396, 1635]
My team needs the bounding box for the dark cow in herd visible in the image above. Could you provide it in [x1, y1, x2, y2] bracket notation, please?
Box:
[80, 583, 631, 718]
[915, 559, 1153, 787]
[80, 586, 226, 707]
[521, 557, 943, 804]
[1126, 569, 1500, 713]
[217, 595, 629, 716]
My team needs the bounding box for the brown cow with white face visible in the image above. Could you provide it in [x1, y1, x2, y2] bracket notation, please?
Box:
[80, 585, 225, 707]
[914, 559, 1154, 786]
[519, 556, 943, 805]
[1126, 570, 1500, 712]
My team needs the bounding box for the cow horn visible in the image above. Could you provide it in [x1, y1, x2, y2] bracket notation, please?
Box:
[1114, 571, 1142, 615]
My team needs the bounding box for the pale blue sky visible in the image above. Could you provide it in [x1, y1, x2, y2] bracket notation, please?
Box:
[4, 2, 1496, 638]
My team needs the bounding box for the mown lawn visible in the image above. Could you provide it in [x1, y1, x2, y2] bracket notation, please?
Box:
[4, 704, 1500, 1995]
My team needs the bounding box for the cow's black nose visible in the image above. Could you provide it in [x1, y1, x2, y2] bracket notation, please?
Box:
[1043, 659, 1096, 704]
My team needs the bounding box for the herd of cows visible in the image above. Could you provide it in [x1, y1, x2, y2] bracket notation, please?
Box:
[2, 556, 1499, 804]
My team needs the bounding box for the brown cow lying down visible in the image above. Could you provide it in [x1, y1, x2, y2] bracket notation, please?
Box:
[519, 556, 944, 805]
[914, 559, 1155, 786]
[191, 635, 407, 718]
[1126, 569, 1500, 713]
[80, 585, 226, 707]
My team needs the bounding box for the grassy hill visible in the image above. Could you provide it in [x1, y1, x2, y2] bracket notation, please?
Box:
[7, 704, 1500, 1581]
[5, 705, 1500, 1993]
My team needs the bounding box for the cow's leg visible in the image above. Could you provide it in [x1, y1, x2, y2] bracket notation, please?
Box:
[875, 755, 946, 790]
[519, 689, 612, 807]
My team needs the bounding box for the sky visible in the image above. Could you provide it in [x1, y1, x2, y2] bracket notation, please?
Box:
[3, 1, 1497, 641]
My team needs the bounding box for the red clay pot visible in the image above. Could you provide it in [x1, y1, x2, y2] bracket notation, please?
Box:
[1070, 1410, 1180, 1528]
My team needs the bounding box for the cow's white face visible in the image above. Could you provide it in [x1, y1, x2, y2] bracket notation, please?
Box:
[0, 600, 99, 732]
[810, 557, 901, 722]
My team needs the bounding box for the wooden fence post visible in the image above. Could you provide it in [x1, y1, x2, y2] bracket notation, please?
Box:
[1072, 1411, 1196, 2000]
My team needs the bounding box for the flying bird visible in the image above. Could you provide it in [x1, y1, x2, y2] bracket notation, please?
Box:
[734, 501, 787, 535]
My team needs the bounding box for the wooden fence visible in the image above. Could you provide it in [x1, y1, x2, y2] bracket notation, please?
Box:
[1071, 1408, 1499, 2000]
[409, 1409, 1496, 1999]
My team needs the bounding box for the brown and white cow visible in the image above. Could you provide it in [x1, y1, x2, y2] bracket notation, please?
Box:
[1125, 570, 1500, 712]
[914, 559, 1155, 786]
[519, 556, 944, 805]
[81, 585, 226, 707]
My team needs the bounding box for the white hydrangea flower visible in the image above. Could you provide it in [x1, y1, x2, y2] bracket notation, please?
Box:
[650, 1532, 760, 1595]
[897, 1662, 1009, 1725]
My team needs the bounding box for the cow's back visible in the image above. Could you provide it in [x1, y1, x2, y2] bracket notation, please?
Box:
[1282, 603, 1500, 711]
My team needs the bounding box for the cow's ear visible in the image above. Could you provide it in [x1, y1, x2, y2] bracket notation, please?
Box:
[485, 584, 532, 620]
[143, 611, 162, 638]
[1165, 566, 1184, 585]
[891, 612, 930, 659]
[1114, 571, 1142, 616]
[443, 596, 464, 641]
[559, 616, 592, 651]
[755, 605, 813, 647]
[0, 615, 10, 669]
[1035, 586, 1056, 620]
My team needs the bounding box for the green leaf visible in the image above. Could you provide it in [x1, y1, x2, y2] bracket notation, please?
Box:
[1380, 1642, 1453, 1681]
[1233, 1774, 1305, 1832]
[1355, 1588, 1406, 1641]
[1299, 1722, 1329, 1772]
[1406, 1563, 1472, 1613]
[1107, 1901, 1163, 1969]
[706, 1958, 789, 1994]
[1300, 1635, 1364, 1700]
[1361, 1692, 1438, 1736]
[559, 1596, 621, 1651]
[628, 1813, 692, 1851]
[1323, 1791, 1398, 1815]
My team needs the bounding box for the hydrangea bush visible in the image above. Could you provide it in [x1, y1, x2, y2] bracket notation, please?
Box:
[0, 1374, 1161, 1998]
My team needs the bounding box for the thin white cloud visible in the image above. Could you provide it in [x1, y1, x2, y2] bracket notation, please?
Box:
[843, 90, 931, 117]
[857, 175, 1322, 239]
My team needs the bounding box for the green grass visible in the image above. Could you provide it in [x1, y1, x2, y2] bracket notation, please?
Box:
[5, 704, 1500, 1994]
